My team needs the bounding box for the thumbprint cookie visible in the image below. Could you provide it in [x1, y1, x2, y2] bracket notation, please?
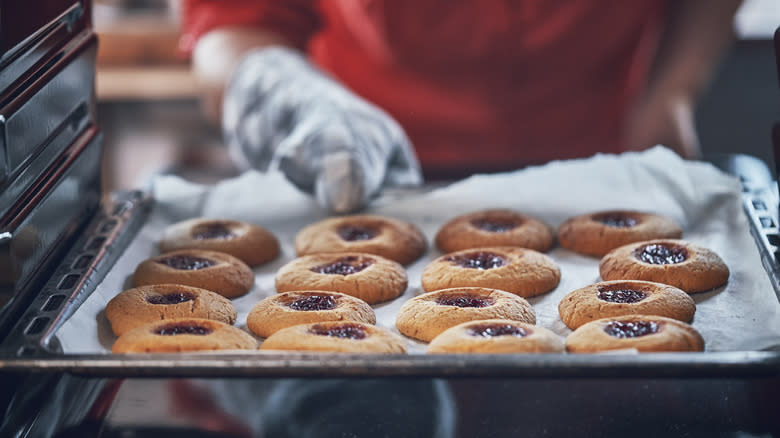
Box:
[558, 210, 682, 257]
[427, 319, 565, 354]
[112, 317, 257, 353]
[599, 239, 729, 293]
[395, 287, 536, 342]
[159, 218, 279, 267]
[421, 247, 560, 298]
[565, 315, 704, 353]
[247, 291, 376, 338]
[294, 214, 426, 265]
[275, 252, 407, 304]
[106, 284, 237, 336]
[259, 321, 407, 353]
[558, 280, 696, 329]
[435, 209, 554, 253]
[133, 249, 255, 298]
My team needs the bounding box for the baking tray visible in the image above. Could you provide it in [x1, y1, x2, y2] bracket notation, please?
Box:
[1, 153, 779, 379]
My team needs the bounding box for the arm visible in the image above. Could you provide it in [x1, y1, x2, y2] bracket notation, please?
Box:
[624, 0, 743, 158]
[180, 0, 320, 125]
[192, 27, 294, 124]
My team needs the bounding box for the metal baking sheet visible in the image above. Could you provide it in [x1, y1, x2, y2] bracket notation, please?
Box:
[2, 147, 780, 378]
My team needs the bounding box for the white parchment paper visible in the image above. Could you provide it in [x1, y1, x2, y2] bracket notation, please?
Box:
[57, 147, 780, 353]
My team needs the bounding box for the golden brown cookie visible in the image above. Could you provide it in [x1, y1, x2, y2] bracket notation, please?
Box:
[395, 287, 536, 342]
[275, 252, 408, 304]
[247, 291, 376, 338]
[565, 315, 704, 353]
[557, 210, 682, 257]
[558, 280, 696, 330]
[435, 209, 554, 253]
[427, 319, 565, 354]
[421, 247, 560, 297]
[599, 239, 729, 293]
[133, 249, 255, 298]
[112, 317, 257, 353]
[259, 321, 407, 353]
[294, 214, 427, 265]
[105, 284, 237, 336]
[159, 218, 279, 267]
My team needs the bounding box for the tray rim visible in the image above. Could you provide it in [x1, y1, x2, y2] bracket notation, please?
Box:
[1, 350, 778, 378]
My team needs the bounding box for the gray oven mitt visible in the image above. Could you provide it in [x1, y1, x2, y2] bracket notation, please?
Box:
[223, 47, 422, 213]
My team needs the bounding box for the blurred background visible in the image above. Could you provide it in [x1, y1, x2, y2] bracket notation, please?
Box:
[94, 0, 780, 194]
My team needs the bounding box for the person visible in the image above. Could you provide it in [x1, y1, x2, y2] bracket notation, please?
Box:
[180, 0, 742, 212]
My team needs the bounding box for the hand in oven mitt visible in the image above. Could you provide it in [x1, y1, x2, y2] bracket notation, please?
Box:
[223, 47, 422, 213]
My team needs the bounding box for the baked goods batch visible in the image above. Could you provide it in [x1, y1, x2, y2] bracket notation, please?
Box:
[106, 209, 727, 354]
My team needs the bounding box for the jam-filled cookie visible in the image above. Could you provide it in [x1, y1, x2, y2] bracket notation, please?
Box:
[395, 287, 536, 342]
[247, 291, 376, 338]
[421, 247, 560, 298]
[106, 284, 238, 336]
[558, 280, 696, 329]
[435, 209, 554, 253]
[112, 317, 258, 353]
[259, 321, 407, 353]
[275, 252, 408, 304]
[427, 319, 565, 354]
[133, 249, 255, 298]
[558, 210, 683, 257]
[565, 315, 704, 353]
[294, 214, 427, 265]
[599, 239, 729, 293]
[159, 218, 279, 267]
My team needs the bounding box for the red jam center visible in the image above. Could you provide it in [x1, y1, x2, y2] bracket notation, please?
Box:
[603, 320, 659, 338]
[309, 323, 367, 340]
[191, 222, 235, 240]
[337, 225, 379, 241]
[445, 252, 506, 270]
[597, 287, 647, 304]
[289, 295, 337, 311]
[311, 256, 374, 276]
[635, 244, 688, 265]
[594, 213, 639, 228]
[155, 323, 212, 336]
[146, 292, 196, 305]
[435, 294, 494, 308]
[467, 323, 528, 338]
[156, 255, 216, 270]
[470, 218, 519, 233]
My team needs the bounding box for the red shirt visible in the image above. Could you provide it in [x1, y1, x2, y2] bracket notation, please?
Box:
[182, 0, 666, 178]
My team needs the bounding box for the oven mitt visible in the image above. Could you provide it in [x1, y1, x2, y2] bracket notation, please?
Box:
[223, 47, 422, 213]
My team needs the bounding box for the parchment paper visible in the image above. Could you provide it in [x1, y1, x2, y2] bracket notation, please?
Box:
[57, 147, 780, 353]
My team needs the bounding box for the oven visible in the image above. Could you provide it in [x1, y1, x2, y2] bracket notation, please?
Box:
[0, 4, 779, 438]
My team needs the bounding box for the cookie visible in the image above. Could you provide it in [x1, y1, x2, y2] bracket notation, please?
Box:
[427, 319, 565, 354]
[558, 280, 696, 329]
[395, 287, 536, 342]
[421, 247, 560, 297]
[133, 249, 255, 298]
[294, 214, 427, 265]
[105, 284, 237, 336]
[565, 315, 705, 353]
[435, 209, 554, 253]
[599, 239, 729, 293]
[259, 321, 407, 353]
[557, 210, 682, 257]
[275, 252, 408, 304]
[159, 218, 279, 267]
[112, 317, 257, 353]
[247, 291, 376, 338]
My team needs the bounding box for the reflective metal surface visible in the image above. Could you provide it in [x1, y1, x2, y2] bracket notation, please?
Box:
[0, 127, 102, 345]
